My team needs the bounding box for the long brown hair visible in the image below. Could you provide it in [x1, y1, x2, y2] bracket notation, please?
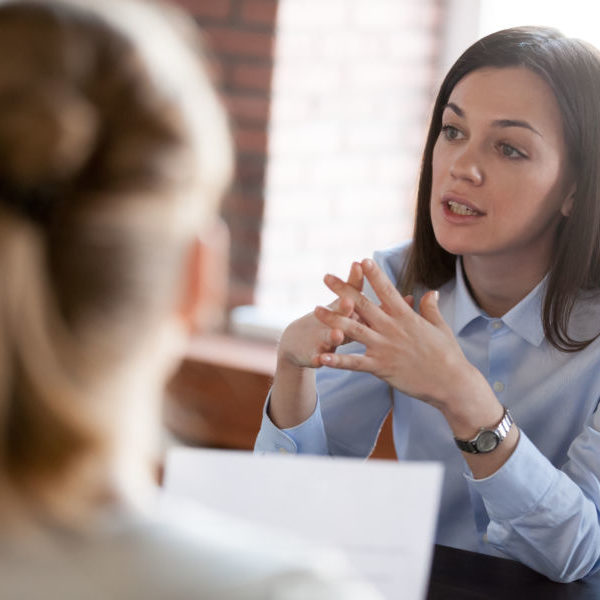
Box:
[0, 0, 231, 508]
[402, 26, 600, 352]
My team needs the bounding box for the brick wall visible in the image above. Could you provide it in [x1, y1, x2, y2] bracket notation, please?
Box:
[170, 0, 445, 325]
[171, 0, 278, 308]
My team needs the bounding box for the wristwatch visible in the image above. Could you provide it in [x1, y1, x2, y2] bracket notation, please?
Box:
[454, 407, 514, 454]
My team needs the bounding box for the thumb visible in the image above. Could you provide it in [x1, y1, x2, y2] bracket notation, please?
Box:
[419, 290, 446, 328]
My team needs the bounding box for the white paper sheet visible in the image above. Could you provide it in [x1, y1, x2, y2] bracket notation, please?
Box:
[163, 448, 442, 600]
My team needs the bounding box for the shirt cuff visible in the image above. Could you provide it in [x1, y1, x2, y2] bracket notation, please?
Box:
[254, 391, 329, 455]
[465, 431, 559, 521]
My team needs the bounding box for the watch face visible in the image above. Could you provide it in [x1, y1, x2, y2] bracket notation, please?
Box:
[475, 430, 499, 453]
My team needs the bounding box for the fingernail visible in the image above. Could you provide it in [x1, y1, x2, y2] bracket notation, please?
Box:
[433, 290, 439, 302]
[363, 258, 373, 270]
[321, 355, 332, 363]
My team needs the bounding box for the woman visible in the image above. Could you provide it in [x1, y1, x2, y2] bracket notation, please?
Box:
[0, 1, 382, 598]
[256, 26, 600, 583]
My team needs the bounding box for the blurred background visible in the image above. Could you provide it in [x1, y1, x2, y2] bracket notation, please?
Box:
[165, 0, 600, 455]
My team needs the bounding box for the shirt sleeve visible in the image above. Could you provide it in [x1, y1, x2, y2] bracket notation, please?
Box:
[253, 392, 330, 454]
[253, 353, 393, 458]
[466, 414, 600, 582]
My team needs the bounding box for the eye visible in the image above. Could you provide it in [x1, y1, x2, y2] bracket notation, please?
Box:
[498, 142, 527, 159]
[441, 124, 464, 141]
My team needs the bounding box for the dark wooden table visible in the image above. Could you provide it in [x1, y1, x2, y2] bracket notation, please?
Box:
[427, 545, 600, 599]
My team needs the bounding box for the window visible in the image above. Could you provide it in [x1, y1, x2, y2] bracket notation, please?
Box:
[232, 0, 443, 339]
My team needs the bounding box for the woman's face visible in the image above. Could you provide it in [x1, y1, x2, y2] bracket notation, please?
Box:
[430, 66, 574, 268]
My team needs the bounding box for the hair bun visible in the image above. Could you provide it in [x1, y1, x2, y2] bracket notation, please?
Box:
[0, 83, 98, 189]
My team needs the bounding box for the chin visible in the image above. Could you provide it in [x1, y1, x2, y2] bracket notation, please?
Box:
[433, 233, 468, 257]
[432, 224, 488, 257]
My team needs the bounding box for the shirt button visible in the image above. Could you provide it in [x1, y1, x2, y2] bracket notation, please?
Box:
[493, 381, 505, 393]
[492, 321, 502, 330]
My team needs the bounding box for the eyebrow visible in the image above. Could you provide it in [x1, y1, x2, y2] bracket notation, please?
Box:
[443, 102, 542, 137]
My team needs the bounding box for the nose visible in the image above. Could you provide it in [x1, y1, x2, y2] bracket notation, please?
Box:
[449, 145, 483, 185]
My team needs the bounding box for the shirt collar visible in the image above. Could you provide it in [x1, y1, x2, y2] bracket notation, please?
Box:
[452, 257, 546, 347]
[453, 258, 482, 335]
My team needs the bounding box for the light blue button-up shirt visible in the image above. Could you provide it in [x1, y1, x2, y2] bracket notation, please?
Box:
[255, 242, 600, 582]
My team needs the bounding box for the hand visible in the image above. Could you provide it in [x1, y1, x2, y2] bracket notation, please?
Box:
[313, 258, 515, 478]
[313, 258, 482, 412]
[277, 262, 364, 369]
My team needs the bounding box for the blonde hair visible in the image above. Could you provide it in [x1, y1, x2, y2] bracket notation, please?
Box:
[0, 0, 232, 510]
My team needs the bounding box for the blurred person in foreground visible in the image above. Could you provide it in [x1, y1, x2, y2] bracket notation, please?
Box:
[0, 1, 381, 598]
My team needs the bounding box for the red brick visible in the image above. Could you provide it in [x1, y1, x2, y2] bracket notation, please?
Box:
[226, 281, 255, 309]
[233, 125, 267, 154]
[225, 213, 262, 239]
[203, 26, 275, 58]
[240, 0, 278, 26]
[230, 240, 261, 264]
[229, 252, 261, 284]
[229, 63, 273, 92]
[171, 0, 232, 19]
[227, 195, 265, 217]
[224, 94, 270, 124]
[235, 157, 267, 189]
[222, 189, 265, 217]
[224, 211, 262, 237]
[229, 258, 260, 288]
[202, 54, 226, 87]
[230, 226, 262, 250]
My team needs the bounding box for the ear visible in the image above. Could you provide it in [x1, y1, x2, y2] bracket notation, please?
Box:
[560, 183, 576, 217]
[176, 219, 229, 334]
[176, 237, 204, 331]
